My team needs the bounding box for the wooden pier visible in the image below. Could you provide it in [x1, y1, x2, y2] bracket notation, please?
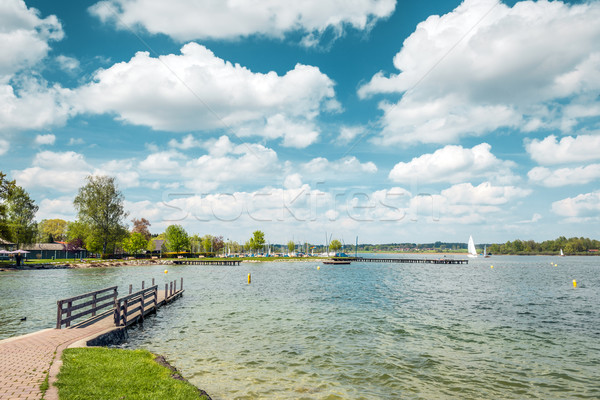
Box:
[56, 277, 184, 330]
[333, 257, 468, 265]
[173, 259, 241, 266]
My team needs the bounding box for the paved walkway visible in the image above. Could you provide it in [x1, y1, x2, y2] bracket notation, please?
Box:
[0, 287, 183, 400]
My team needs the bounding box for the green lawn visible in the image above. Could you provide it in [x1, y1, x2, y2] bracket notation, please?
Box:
[55, 347, 209, 400]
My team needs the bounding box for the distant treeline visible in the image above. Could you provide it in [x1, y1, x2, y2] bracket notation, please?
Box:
[486, 236, 599, 255]
[354, 237, 599, 255]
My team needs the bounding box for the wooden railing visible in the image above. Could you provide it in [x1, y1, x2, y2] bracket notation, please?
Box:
[114, 285, 158, 327]
[56, 286, 118, 329]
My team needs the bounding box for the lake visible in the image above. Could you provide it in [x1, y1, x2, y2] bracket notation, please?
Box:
[1, 255, 599, 399]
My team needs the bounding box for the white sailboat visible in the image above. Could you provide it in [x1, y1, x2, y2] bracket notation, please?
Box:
[483, 245, 491, 258]
[468, 235, 478, 258]
[560, 248, 565, 257]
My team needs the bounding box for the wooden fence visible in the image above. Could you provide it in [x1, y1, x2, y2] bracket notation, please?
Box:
[56, 286, 118, 329]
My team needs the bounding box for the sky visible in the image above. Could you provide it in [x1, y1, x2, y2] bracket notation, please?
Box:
[1, 0, 599, 245]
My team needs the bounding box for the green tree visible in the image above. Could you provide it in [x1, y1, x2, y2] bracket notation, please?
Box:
[287, 240, 295, 253]
[329, 239, 342, 252]
[38, 218, 68, 242]
[73, 176, 129, 254]
[0, 172, 16, 240]
[165, 225, 189, 252]
[248, 230, 265, 252]
[201, 234, 214, 252]
[122, 232, 148, 254]
[189, 234, 202, 253]
[7, 185, 39, 250]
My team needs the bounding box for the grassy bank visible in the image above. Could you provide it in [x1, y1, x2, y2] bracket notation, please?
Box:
[55, 347, 209, 400]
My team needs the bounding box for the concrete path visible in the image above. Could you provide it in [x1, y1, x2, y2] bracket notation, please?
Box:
[0, 287, 183, 400]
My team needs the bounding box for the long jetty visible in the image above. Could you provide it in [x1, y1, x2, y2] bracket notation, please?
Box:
[173, 259, 241, 266]
[0, 277, 185, 400]
[333, 257, 469, 265]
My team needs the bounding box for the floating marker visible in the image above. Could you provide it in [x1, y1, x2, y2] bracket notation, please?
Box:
[164, 269, 168, 274]
[317, 266, 320, 270]
[248, 273, 251, 284]
[573, 279, 577, 288]
[490, 265, 494, 269]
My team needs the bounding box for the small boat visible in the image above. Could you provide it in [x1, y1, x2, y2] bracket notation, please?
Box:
[560, 248, 565, 257]
[483, 245, 491, 258]
[467, 235, 478, 258]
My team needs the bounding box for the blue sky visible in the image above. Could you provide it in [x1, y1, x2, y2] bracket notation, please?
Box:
[1, 0, 599, 245]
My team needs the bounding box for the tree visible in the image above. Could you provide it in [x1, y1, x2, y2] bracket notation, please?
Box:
[248, 230, 265, 252]
[201, 234, 214, 252]
[122, 232, 148, 254]
[189, 234, 202, 253]
[165, 225, 189, 252]
[0, 172, 15, 240]
[212, 235, 225, 253]
[287, 240, 295, 253]
[7, 185, 38, 250]
[38, 219, 67, 242]
[73, 176, 129, 254]
[329, 239, 342, 252]
[131, 218, 151, 241]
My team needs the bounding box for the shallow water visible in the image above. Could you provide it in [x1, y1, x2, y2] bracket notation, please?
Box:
[1, 256, 599, 399]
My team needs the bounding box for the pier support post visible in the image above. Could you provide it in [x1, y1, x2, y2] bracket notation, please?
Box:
[152, 278, 155, 286]
[165, 283, 168, 300]
[129, 284, 132, 294]
[181, 277, 183, 291]
[142, 280, 145, 290]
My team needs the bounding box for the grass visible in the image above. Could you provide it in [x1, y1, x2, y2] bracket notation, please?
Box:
[55, 347, 208, 400]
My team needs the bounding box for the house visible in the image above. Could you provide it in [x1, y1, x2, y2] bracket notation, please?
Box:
[0, 237, 14, 250]
[148, 239, 166, 254]
[21, 242, 88, 260]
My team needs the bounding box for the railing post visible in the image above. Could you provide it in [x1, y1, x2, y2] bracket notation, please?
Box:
[56, 300, 62, 329]
[114, 300, 120, 326]
[123, 299, 128, 326]
[181, 277, 183, 291]
[165, 283, 168, 300]
[174, 280, 177, 293]
[154, 286, 158, 310]
[92, 293, 97, 317]
[140, 291, 145, 321]
[170, 281, 173, 297]
[152, 278, 155, 287]
[129, 284, 132, 294]
[66, 301, 72, 328]
[142, 280, 145, 290]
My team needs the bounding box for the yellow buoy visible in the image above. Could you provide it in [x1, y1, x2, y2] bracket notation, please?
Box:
[248, 273, 251, 284]
[317, 266, 320, 270]
[573, 279, 577, 288]
[490, 265, 494, 269]
[164, 269, 168, 274]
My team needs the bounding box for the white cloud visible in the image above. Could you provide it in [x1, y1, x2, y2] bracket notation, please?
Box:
[528, 164, 600, 187]
[552, 191, 600, 218]
[138, 151, 185, 176]
[389, 143, 516, 184]
[0, 138, 9, 155]
[68, 137, 84, 146]
[0, 78, 72, 131]
[0, 0, 63, 79]
[55, 55, 80, 72]
[338, 126, 364, 143]
[95, 159, 140, 189]
[13, 151, 92, 192]
[301, 156, 377, 178]
[441, 182, 531, 206]
[37, 197, 76, 221]
[89, 0, 395, 43]
[526, 134, 600, 165]
[73, 43, 336, 148]
[168, 134, 203, 150]
[359, 0, 600, 145]
[34, 133, 55, 145]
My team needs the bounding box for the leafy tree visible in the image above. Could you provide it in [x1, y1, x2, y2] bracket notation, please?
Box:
[0, 172, 16, 240]
[38, 218, 68, 242]
[122, 232, 148, 254]
[201, 234, 214, 252]
[189, 234, 202, 253]
[6, 185, 38, 250]
[131, 218, 152, 241]
[329, 239, 342, 252]
[73, 176, 129, 254]
[287, 240, 295, 253]
[212, 235, 225, 253]
[165, 225, 189, 252]
[248, 230, 265, 252]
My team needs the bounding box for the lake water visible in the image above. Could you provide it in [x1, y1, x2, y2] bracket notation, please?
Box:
[1, 256, 599, 399]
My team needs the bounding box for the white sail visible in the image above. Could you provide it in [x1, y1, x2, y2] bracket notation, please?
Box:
[560, 248, 564, 256]
[483, 245, 486, 256]
[468, 235, 478, 258]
